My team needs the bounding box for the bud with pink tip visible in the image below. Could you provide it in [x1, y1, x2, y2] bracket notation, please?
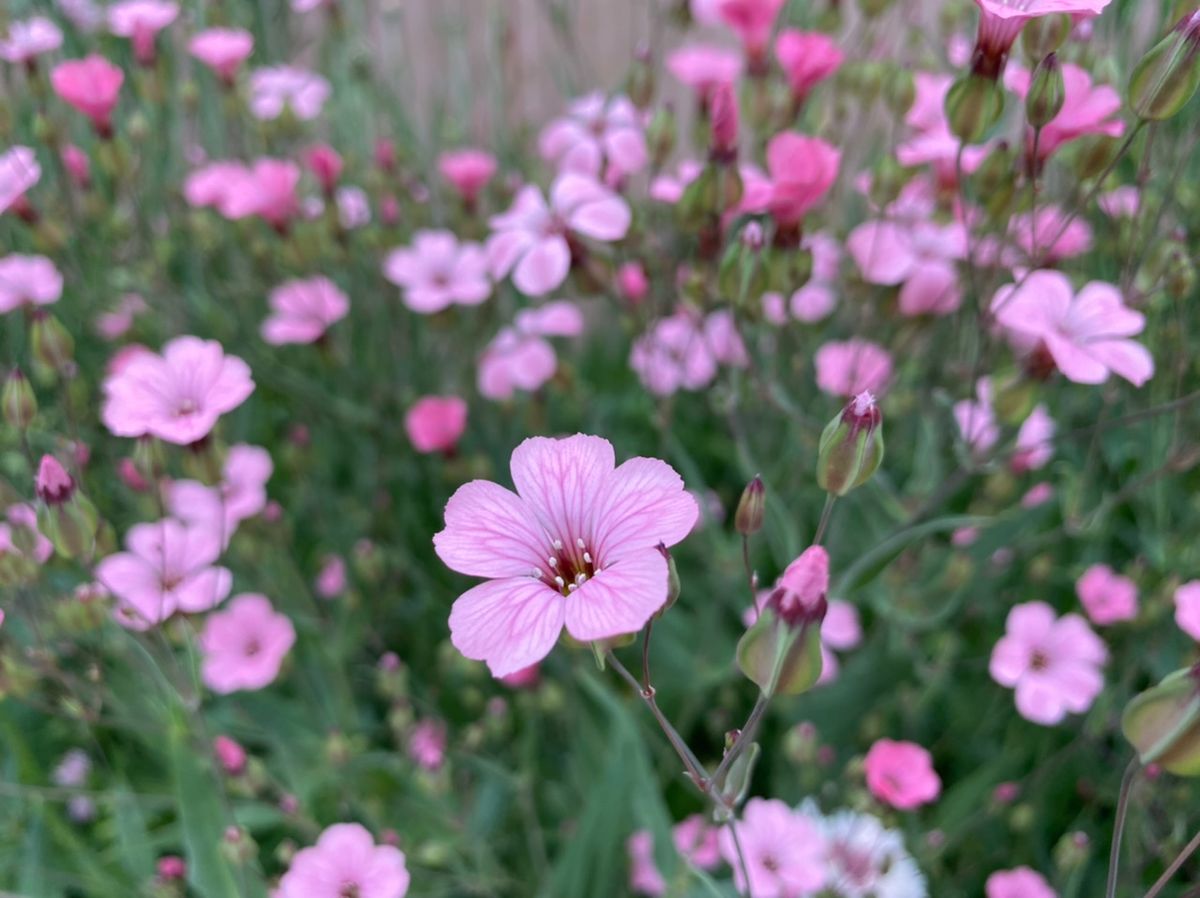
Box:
[817, 390, 885, 496]
[709, 81, 739, 164]
[35, 454, 97, 559]
[213, 735, 248, 775]
[156, 856, 186, 881]
[304, 144, 343, 197]
[35, 455, 75, 505]
[734, 475, 765, 535]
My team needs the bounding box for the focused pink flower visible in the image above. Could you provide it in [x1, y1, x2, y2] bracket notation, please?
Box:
[188, 28, 254, 84]
[627, 831, 666, 897]
[673, 815, 721, 869]
[248, 65, 330, 120]
[717, 0, 786, 64]
[864, 739, 941, 810]
[101, 336, 255, 444]
[96, 518, 231, 627]
[477, 302, 584, 400]
[315, 555, 347, 599]
[261, 276, 349, 345]
[199, 593, 294, 693]
[764, 133, 840, 228]
[487, 173, 630, 296]
[51, 56, 125, 136]
[1007, 62, 1124, 162]
[848, 216, 965, 316]
[666, 45, 743, 103]
[279, 823, 410, 898]
[408, 718, 447, 771]
[971, 0, 1113, 79]
[383, 230, 491, 313]
[989, 601, 1108, 725]
[0, 254, 63, 313]
[717, 798, 826, 897]
[991, 271, 1153, 387]
[438, 148, 497, 206]
[1012, 405, 1055, 473]
[954, 378, 1000, 455]
[0, 17, 63, 64]
[167, 444, 273, 544]
[1174, 581, 1200, 641]
[774, 29, 844, 100]
[0, 146, 40, 215]
[434, 434, 699, 676]
[1075, 564, 1138, 625]
[986, 866, 1057, 898]
[814, 339, 892, 397]
[107, 1, 178, 65]
[538, 92, 647, 178]
[405, 396, 468, 454]
[213, 735, 247, 775]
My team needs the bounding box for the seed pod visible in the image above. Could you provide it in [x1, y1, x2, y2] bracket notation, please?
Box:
[2, 369, 36, 429]
[1129, 11, 1200, 121]
[945, 73, 1006, 143]
[1121, 664, 1200, 776]
[1027, 54, 1066, 129]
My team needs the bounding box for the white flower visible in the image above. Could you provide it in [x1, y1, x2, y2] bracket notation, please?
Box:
[800, 802, 927, 898]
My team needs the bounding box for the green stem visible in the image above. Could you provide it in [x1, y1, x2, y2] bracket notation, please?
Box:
[1106, 759, 1141, 898]
[1143, 829, 1200, 898]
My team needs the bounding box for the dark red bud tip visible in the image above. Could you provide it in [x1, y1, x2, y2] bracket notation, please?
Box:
[35, 454, 75, 505]
[843, 390, 882, 430]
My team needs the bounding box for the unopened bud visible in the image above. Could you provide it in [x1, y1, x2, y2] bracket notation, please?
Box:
[735, 475, 766, 535]
[30, 312, 75, 373]
[646, 105, 677, 169]
[817, 391, 885, 496]
[35, 455, 75, 505]
[945, 73, 1005, 143]
[1121, 664, 1200, 776]
[655, 542, 681, 615]
[1027, 53, 1065, 129]
[1022, 13, 1071, 62]
[2, 369, 36, 429]
[1129, 11, 1200, 121]
[709, 82, 740, 164]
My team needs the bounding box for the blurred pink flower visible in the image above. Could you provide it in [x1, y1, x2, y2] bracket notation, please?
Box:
[673, 814, 721, 869]
[101, 336, 254, 444]
[717, 0, 786, 60]
[315, 555, 347, 599]
[954, 377, 1000, 455]
[718, 798, 826, 897]
[1012, 405, 1056, 473]
[304, 143, 342, 194]
[188, 28, 254, 83]
[0, 254, 63, 313]
[1007, 206, 1093, 263]
[438, 148, 497, 206]
[666, 44, 743, 102]
[1098, 186, 1139, 218]
[61, 144, 90, 187]
[434, 434, 698, 677]
[761, 231, 841, 323]
[96, 518, 231, 627]
[200, 594, 294, 693]
[94, 293, 147, 341]
[991, 271, 1153, 387]
[0, 146, 40, 214]
[383, 230, 491, 313]
[58, 0, 104, 32]
[1, 504, 53, 564]
[864, 739, 941, 810]
[629, 309, 719, 396]
[1075, 564, 1138, 625]
[0, 17, 63, 63]
[1007, 62, 1124, 162]
[818, 599, 862, 684]
[279, 825, 410, 898]
[539, 92, 647, 178]
[896, 73, 991, 186]
[107, 1, 178, 65]
[814, 339, 892, 397]
[764, 132, 840, 227]
[405, 396, 468, 454]
[691, 0, 724, 25]
[261, 276, 349, 345]
[51, 55, 124, 135]
[183, 160, 248, 208]
[774, 29, 844, 100]
[1174, 581, 1200, 641]
[213, 735, 247, 775]
[477, 302, 583, 400]
[986, 867, 1057, 898]
[617, 261, 649, 303]
[336, 186, 371, 229]
[408, 718, 447, 771]
[989, 601, 1107, 725]
[248, 65, 330, 120]
[1021, 482, 1055, 508]
[848, 216, 965, 316]
[487, 173, 630, 296]
[167, 444, 273, 544]
[218, 158, 301, 230]
[627, 831, 666, 896]
[972, 0, 1112, 78]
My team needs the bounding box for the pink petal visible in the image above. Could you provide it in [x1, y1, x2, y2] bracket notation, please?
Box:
[1044, 332, 1109, 384]
[510, 434, 615, 544]
[1015, 674, 1068, 725]
[434, 480, 549, 578]
[512, 236, 570, 296]
[448, 577, 566, 677]
[1085, 339, 1154, 387]
[1006, 601, 1057, 642]
[591, 457, 699, 561]
[846, 220, 915, 285]
[988, 636, 1030, 687]
[563, 548, 668, 641]
[567, 196, 632, 242]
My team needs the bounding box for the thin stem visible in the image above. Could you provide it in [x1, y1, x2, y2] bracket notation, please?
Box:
[725, 817, 756, 898]
[1106, 759, 1141, 898]
[1143, 829, 1200, 898]
[742, 535, 760, 621]
[641, 618, 654, 691]
[813, 494, 836, 546]
[711, 693, 770, 793]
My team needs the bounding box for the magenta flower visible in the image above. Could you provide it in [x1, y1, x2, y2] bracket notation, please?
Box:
[477, 302, 584, 400]
[616, 261, 649, 303]
[764, 132, 840, 228]
[107, 1, 178, 65]
[986, 867, 1057, 898]
[438, 148, 497, 206]
[0, 17, 63, 64]
[774, 29, 844, 100]
[717, 797, 826, 898]
[0, 146, 40, 215]
[279, 823, 410, 898]
[717, 0, 786, 60]
[1007, 62, 1124, 162]
[0, 254, 63, 313]
[304, 143, 343, 194]
[666, 45, 743, 103]
[487, 173, 630, 297]
[1075, 564, 1138, 626]
[199, 593, 295, 694]
[261, 276, 349, 345]
[51, 56, 125, 136]
[972, 0, 1113, 78]
[991, 271, 1153, 387]
[1174, 581, 1200, 641]
[1012, 405, 1055, 473]
[167, 444, 273, 545]
[814, 339, 893, 397]
[673, 815, 721, 869]
[101, 336, 254, 445]
[627, 831, 666, 897]
[848, 216, 966, 316]
[989, 601, 1107, 725]
[188, 28, 254, 84]
[539, 92, 647, 178]
[248, 65, 330, 121]
[405, 396, 468, 455]
[864, 739, 941, 810]
[954, 378, 1000, 455]
[96, 519, 232, 628]
[434, 434, 698, 676]
[383, 230, 491, 313]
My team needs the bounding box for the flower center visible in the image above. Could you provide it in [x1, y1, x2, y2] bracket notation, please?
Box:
[535, 537, 601, 597]
[1030, 649, 1050, 671]
[244, 639, 261, 657]
[174, 398, 199, 418]
[339, 884, 361, 898]
[831, 843, 877, 886]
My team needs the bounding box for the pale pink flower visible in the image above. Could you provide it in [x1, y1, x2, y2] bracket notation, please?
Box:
[649, 159, 703, 204]
[666, 45, 743, 102]
[167, 444, 273, 544]
[1, 504, 53, 564]
[818, 599, 862, 684]
[0, 17, 63, 64]
[107, 1, 178, 65]
[315, 555, 347, 599]
[96, 519, 231, 627]
[438, 149, 497, 205]
[1075, 564, 1138, 625]
[717, 0, 786, 59]
[1007, 206, 1093, 263]
[814, 339, 892, 397]
[991, 271, 1153, 387]
[94, 293, 147, 341]
[1006, 62, 1124, 162]
[434, 434, 699, 676]
[539, 93, 648, 178]
[188, 28, 254, 83]
[0, 146, 40, 214]
[248, 65, 330, 121]
[101, 336, 254, 444]
[279, 824, 410, 898]
[1098, 186, 1139, 218]
[183, 161, 249, 208]
[1012, 405, 1055, 473]
[405, 396, 468, 454]
[487, 173, 630, 296]
[408, 719, 447, 771]
[1022, 482, 1055, 508]
[717, 798, 826, 898]
[764, 132, 840, 227]
[1174, 581, 1200, 641]
[864, 739, 941, 810]
[213, 735, 247, 775]
[774, 29, 844, 100]
[57, 0, 104, 32]
[989, 601, 1107, 725]
[627, 831, 666, 897]
[51, 55, 125, 135]
[848, 216, 965, 316]
[954, 378, 1000, 455]
[673, 815, 721, 869]
[336, 186, 371, 230]
[383, 230, 491, 313]
[629, 309, 718, 396]
[0, 254, 63, 313]
[261, 276, 349, 345]
[477, 302, 584, 400]
[199, 593, 294, 693]
[691, 0, 724, 25]
[291, 0, 332, 11]
[986, 866, 1057, 898]
[216, 158, 301, 230]
[972, 0, 1112, 78]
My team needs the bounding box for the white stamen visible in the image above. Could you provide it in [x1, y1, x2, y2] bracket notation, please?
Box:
[548, 556, 558, 568]
[583, 551, 593, 564]
[576, 537, 586, 549]
[554, 576, 565, 589]
[567, 583, 578, 592]
[532, 567, 543, 579]
[575, 572, 587, 585]
[552, 539, 563, 550]
[594, 567, 603, 575]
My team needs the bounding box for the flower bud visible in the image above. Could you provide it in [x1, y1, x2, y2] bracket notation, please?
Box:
[1022, 14, 1071, 62]
[713, 740, 761, 813]
[735, 476, 766, 536]
[655, 542, 682, 615]
[709, 82, 740, 164]
[1121, 664, 1200, 776]
[817, 391, 884, 497]
[30, 312, 75, 374]
[646, 105, 677, 169]
[35, 455, 75, 505]
[1026, 54, 1065, 129]
[1129, 11, 1200, 121]
[2, 369, 36, 429]
[945, 73, 1005, 143]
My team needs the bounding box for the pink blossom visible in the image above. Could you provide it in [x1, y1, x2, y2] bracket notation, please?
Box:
[336, 186, 371, 230]
[954, 378, 1000, 455]
[1007, 62, 1124, 162]
[627, 831, 666, 896]
[989, 601, 1107, 725]
[408, 718, 447, 770]
[94, 293, 146, 341]
[986, 867, 1057, 898]
[36, 455, 75, 505]
[383, 231, 491, 313]
[1021, 482, 1055, 508]
[487, 174, 630, 296]
[304, 143, 343, 194]
[248, 65, 330, 121]
[0, 146, 40, 214]
[1012, 405, 1055, 473]
[434, 434, 699, 676]
[167, 444, 273, 544]
[762, 231, 841, 323]
[477, 302, 584, 400]
[51, 56, 125, 135]
[717, 798, 826, 898]
[972, 0, 1112, 78]
[0, 17, 63, 64]
[991, 271, 1153, 387]
[107, 1, 178, 65]
[1008, 206, 1093, 263]
[438, 149, 497, 206]
[1174, 581, 1200, 641]
[673, 814, 721, 869]
[0, 254, 63, 313]
[1098, 186, 1139, 218]
[315, 555, 347, 599]
[897, 73, 991, 186]
[200, 593, 294, 693]
[183, 161, 249, 208]
[848, 216, 965, 316]
[617, 261, 649, 303]
[188, 28, 254, 83]
[539, 93, 647, 178]
[1075, 564, 1138, 625]
[774, 29, 844, 100]
[864, 739, 941, 810]
[101, 336, 254, 444]
[261, 276, 349, 345]
[405, 396, 468, 454]
[629, 309, 719, 396]
[666, 45, 743, 102]
[61, 145, 90, 187]
[279, 824, 410, 898]
[57, 0, 104, 32]
[217, 159, 301, 230]
[213, 735, 247, 775]
[764, 132, 840, 227]
[717, 0, 786, 59]
[814, 339, 892, 397]
[96, 519, 231, 627]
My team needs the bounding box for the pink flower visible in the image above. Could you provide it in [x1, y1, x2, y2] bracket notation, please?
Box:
[1022, 482, 1055, 508]
[848, 216, 965, 316]
[487, 173, 630, 297]
[673, 815, 721, 869]
[434, 434, 699, 676]
[864, 739, 941, 810]
[1012, 405, 1055, 472]
[61, 145, 90, 187]
[248, 65, 330, 121]
[0, 254, 63, 313]
[383, 231, 491, 313]
[717, 798, 826, 898]
[818, 599, 862, 684]
[1007, 62, 1124, 162]
[1174, 581, 1200, 641]
[989, 601, 1108, 725]
[1075, 564, 1138, 625]
[217, 159, 301, 230]
[986, 867, 1057, 898]
[336, 186, 370, 230]
[0, 17, 63, 64]
[1098, 186, 1139, 218]
[279, 823, 410, 898]
[213, 735, 247, 775]
[94, 293, 146, 340]
[261, 276, 349, 345]
[717, 0, 786, 59]
[188, 28, 254, 83]
[101, 336, 254, 444]
[200, 593, 294, 693]
[764, 133, 840, 227]
[304, 143, 343, 194]
[991, 271, 1153, 387]
[629, 309, 718, 396]
[762, 231, 841, 323]
[107, 1, 178, 65]
[954, 378, 1000, 455]
[183, 161, 248, 208]
[814, 339, 892, 397]
[167, 444, 273, 544]
[972, 0, 1113, 78]
[438, 149, 497, 206]
[616, 261, 649, 303]
[1, 503, 53, 564]
[627, 831, 666, 896]
[1001, 206, 1093, 265]
[539, 92, 648, 178]
[477, 302, 584, 400]
[0, 146, 40, 215]
[408, 719, 447, 771]
[666, 45, 743, 102]
[774, 30, 844, 100]
[315, 555, 347, 599]
[96, 519, 232, 627]
[405, 396, 468, 454]
[51, 56, 125, 135]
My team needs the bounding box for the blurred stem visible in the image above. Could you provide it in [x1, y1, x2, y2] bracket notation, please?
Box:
[813, 494, 836, 546]
[1105, 759, 1141, 898]
[742, 535, 759, 621]
[1143, 829, 1200, 898]
[725, 817, 756, 898]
